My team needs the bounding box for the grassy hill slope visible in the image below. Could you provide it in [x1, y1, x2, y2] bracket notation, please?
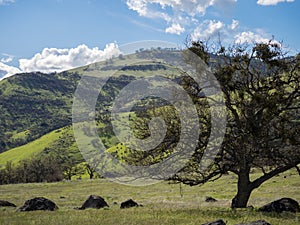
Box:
[0, 127, 66, 168]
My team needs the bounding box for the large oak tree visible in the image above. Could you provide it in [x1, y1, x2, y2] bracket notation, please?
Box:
[174, 40, 300, 208]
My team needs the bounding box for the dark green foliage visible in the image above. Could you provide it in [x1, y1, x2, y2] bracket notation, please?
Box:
[0, 156, 63, 185]
[0, 72, 79, 152]
[173, 40, 300, 208]
[101, 64, 167, 71]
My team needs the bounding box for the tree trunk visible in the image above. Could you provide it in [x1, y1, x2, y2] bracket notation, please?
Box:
[89, 172, 94, 179]
[231, 171, 253, 208]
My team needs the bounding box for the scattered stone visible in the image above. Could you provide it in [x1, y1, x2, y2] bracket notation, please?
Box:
[235, 220, 272, 225]
[120, 199, 141, 209]
[205, 196, 217, 202]
[78, 195, 109, 210]
[258, 198, 300, 213]
[60, 196, 66, 199]
[202, 219, 226, 225]
[17, 197, 58, 212]
[0, 200, 16, 207]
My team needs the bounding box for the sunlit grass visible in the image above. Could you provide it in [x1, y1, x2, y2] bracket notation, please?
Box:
[0, 169, 299, 225]
[0, 128, 66, 168]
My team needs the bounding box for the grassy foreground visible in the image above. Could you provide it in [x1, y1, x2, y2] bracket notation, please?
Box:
[0, 170, 299, 225]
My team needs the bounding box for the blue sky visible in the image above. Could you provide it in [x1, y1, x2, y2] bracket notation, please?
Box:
[0, 0, 299, 79]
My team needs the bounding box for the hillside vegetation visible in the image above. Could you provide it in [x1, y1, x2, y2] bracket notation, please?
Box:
[0, 49, 186, 177]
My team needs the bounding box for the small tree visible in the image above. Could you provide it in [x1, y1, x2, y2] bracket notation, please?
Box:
[82, 162, 97, 179]
[174, 40, 300, 208]
[63, 164, 84, 180]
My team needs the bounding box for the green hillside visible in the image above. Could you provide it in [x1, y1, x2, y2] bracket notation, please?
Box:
[0, 128, 63, 168]
[0, 49, 185, 172]
[0, 49, 181, 154]
[1, 48, 298, 184]
[0, 72, 78, 152]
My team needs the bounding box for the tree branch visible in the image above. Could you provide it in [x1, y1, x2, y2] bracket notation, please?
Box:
[251, 160, 300, 189]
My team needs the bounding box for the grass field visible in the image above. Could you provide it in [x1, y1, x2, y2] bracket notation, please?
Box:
[0, 169, 299, 225]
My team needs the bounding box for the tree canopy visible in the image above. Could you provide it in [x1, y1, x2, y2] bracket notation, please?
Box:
[174, 40, 300, 208]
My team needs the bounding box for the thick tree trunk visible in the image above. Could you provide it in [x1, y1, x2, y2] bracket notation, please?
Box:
[231, 171, 253, 208]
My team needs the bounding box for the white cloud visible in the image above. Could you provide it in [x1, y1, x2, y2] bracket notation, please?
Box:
[257, 0, 294, 6]
[19, 43, 121, 73]
[0, 0, 15, 5]
[230, 19, 239, 30]
[127, 0, 236, 18]
[1, 53, 14, 63]
[126, 0, 170, 21]
[166, 23, 185, 35]
[0, 43, 121, 80]
[234, 31, 281, 47]
[191, 20, 224, 40]
[126, 0, 237, 35]
[235, 31, 269, 44]
[0, 62, 21, 80]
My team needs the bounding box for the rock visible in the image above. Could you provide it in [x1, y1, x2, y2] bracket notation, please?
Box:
[258, 198, 300, 213]
[120, 199, 141, 209]
[17, 197, 58, 212]
[235, 220, 272, 225]
[202, 219, 226, 225]
[78, 195, 109, 210]
[205, 196, 217, 202]
[0, 200, 16, 207]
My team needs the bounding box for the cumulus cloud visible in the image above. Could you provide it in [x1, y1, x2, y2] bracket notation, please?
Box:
[126, 0, 237, 36]
[192, 20, 224, 40]
[0, 0, 15, 5]
[166, 23, 185, 35]
[257, 0, 294, 6]
[234, 31, 281, 46]
[0, 62, 21, 80]
[191, 19, 239, 41]
[235, 31, 269, 44]
[19, 43, 121, 73]
[0, 43, 121, 80]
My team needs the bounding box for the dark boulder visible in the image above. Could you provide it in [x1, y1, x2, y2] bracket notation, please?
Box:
[78, 195, 109, 210]
[205, 196, 217, 202]
[235, 220, 272, 225]
[0, 200, 16, 207]
[202, 219, 226, 225]
[17, 197, 58, 212]
[258, 198, 300, 213]
[120, 199, 141, 209]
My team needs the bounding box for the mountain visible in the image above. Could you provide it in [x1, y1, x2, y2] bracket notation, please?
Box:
[0, 49, 185, 170]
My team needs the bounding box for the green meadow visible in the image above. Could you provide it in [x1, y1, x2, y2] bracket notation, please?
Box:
[0, 169, 299, 225]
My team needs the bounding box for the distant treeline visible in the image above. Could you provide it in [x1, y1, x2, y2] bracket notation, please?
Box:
[0, 156, 64, 185]
[101, 64, 167, 71]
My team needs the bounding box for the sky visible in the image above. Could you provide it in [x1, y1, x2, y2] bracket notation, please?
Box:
[0, 0, 299, 79]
